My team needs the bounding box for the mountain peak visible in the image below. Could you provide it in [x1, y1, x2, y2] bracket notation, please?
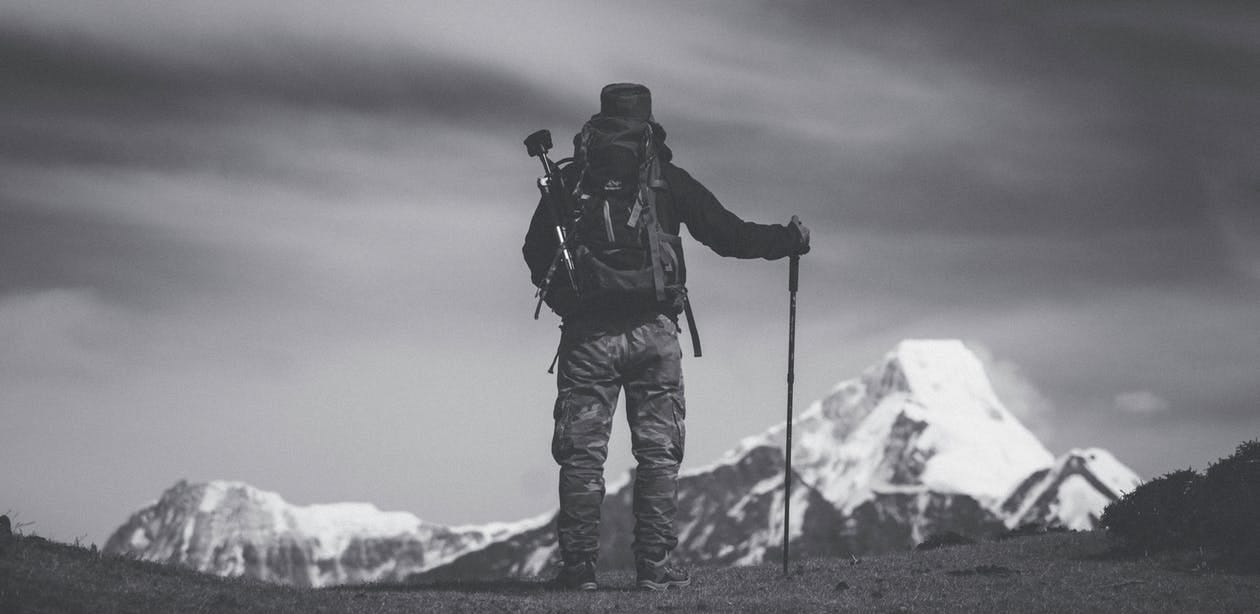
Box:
[888, 339, 1006, 410]
[783, 339, 1055, 509]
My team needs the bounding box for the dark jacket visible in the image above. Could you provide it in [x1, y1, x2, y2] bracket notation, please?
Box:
[523, 144, 801, 321]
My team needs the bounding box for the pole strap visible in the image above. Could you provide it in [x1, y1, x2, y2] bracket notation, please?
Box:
[682, 294, 702, 358]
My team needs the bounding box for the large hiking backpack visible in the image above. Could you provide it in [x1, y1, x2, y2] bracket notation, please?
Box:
[567, 115, 687, 312]
[531, 114, 700, 356]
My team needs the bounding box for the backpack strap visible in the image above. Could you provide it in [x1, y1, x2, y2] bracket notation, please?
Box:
[682, 292, 702, 358]
[642, 198, 668, 303]
[640, 126, 669, 303]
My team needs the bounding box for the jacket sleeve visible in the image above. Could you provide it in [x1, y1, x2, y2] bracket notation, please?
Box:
[523, 199, 557, 287]
[670, 166, 802, 260]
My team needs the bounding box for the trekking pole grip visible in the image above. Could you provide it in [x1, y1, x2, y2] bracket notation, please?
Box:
[789, 255, 799, 293]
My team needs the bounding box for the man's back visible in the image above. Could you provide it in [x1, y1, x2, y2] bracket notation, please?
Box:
[525, 83, 808, 591]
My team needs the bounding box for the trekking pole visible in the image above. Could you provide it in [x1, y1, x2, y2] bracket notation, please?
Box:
[783, 254, 799, 577]
[524, 129, 580, 317]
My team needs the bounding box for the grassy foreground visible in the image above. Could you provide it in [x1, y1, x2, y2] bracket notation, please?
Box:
[3, 531, 1258, 613]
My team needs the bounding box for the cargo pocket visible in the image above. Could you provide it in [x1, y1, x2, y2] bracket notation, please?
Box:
[667, 395, 686, 463]
[551, 393, 575, 464]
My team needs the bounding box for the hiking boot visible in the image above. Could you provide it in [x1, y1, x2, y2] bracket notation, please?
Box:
[555, 559, 598, 591]
[636, 553, 691, 590]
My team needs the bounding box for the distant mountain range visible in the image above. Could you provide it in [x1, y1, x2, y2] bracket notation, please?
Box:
[104, 340, 1142, 587]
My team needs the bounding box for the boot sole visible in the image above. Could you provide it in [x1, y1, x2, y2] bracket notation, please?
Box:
[637, 578, 691, 591]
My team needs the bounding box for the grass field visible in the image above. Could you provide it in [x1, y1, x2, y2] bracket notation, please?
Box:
[2, 530, 1258, 613]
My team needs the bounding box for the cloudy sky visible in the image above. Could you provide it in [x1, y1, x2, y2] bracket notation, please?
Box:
[2, 1, 1257, 545]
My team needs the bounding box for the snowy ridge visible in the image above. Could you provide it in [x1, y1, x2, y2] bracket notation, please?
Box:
[1003, 448, 1142, 530]
[679, 432, 773, 478]
[105, 480, 551, 587]
[449, 509, 555, 541]
[196, 481, 426, 560]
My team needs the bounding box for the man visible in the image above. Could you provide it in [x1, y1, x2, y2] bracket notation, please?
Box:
[523, 83, 810, 591]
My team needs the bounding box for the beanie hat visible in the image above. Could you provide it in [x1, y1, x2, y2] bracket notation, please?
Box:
[600, 83, 652, 120]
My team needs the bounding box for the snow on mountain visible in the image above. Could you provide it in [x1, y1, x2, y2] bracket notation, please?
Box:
[1002, 448, 1143, 530]
[661, 339, 1060, 564]
[103, 480, 547, 587]
[107, 339, 1142, 585]
[423, 339, 1111, 574]
[732, 339, 1054, 512]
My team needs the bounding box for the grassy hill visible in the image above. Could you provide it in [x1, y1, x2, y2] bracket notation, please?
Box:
[2, 530, 1258, 613]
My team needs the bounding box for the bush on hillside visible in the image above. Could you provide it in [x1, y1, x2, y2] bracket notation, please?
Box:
[1101, 440, 1260, 571]
[1197, 440, 1260, 568]
[1100, 468, 1202, 552]
[997, 522, 1068, 541]
[915, 530, 976, 551]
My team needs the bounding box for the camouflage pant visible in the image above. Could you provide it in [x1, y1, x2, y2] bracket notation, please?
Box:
[551, 313, 685, 563]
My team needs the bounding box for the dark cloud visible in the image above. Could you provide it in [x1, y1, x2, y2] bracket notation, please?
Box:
[0, 23, 580, 171]
[671, 1, 1258, 303]
[0, 19, 585, 311]
[0, 198, 272, 308]
[743, 0, 1258, 229]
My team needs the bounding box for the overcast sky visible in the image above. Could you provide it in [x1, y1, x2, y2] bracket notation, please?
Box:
[2, 1, 1257, 545]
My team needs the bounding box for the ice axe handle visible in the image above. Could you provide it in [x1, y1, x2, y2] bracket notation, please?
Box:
[789, 255, 800, 293]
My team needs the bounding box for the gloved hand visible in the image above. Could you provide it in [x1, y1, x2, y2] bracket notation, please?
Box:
[790, 215, 810, 255]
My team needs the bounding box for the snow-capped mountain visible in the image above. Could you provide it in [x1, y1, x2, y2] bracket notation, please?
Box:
[736, 338, 1059, 550]
[102, 480, 550, 587]
[106, 339, 1142, 586]
[784, 339, 1057, 509]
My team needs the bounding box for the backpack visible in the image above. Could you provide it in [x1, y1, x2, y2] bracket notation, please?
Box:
[546, 115, 702, 355]
[568, 116, 685, 310]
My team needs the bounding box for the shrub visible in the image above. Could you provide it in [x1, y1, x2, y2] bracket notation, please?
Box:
[1099, 468, 1202, 552]
[1197, 440, 1260, 569]
[997, 522, 1068, 541]
[915, 530, 976, 551]
[1100, 440, 1260, 572]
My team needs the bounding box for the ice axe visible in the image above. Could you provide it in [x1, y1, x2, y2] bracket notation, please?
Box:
[782, 254, 799, 577]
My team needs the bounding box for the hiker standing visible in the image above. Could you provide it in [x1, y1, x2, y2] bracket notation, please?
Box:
[522, 83, 810, 591]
